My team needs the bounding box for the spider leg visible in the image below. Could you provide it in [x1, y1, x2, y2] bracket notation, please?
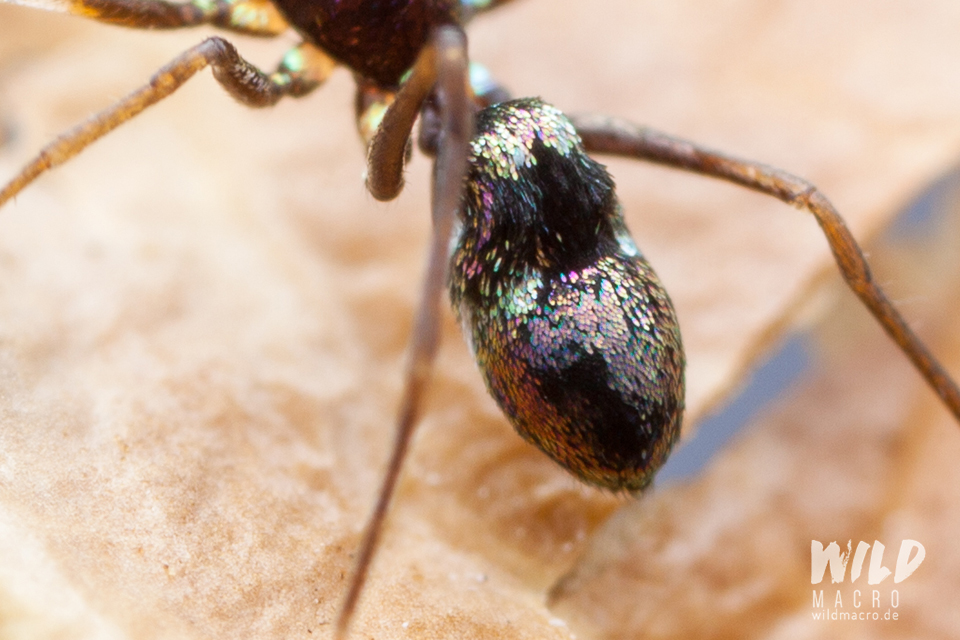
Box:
[335, 24, 473, 640]
[363, 29, 461, 201]
[0, 38, 334, 208]
[3, 0, 287, 35]
[571, 113, 960, 423]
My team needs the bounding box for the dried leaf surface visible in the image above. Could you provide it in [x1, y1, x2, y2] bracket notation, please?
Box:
[0, 1, 959, 639]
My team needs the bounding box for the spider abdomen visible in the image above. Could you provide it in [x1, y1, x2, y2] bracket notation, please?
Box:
[451, 99, 685, 491]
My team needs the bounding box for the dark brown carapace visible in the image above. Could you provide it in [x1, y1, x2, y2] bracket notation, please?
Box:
[1, 1, 959, 638]
[273, 0, 460, 86]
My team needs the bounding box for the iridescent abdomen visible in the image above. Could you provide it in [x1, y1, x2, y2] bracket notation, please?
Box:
[450, 99, 684, 491]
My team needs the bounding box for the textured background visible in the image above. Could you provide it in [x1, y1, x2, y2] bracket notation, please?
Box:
[1, 1, 960, 638]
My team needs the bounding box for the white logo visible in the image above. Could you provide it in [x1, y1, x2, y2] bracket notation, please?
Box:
[811, 539, 925, 584]
[810, 539, 924, 622]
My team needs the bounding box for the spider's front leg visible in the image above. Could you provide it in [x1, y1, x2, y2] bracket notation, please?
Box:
[3, 0, 287, 34]
[0, 0, 337, 208]
[571, 114, 960, 423]
[335, 24, 474, 640]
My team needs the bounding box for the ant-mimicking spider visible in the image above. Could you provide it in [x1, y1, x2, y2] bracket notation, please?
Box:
[1, 1, 959, 638]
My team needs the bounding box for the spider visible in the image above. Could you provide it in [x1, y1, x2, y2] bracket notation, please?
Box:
[0, 1, 958, 638]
